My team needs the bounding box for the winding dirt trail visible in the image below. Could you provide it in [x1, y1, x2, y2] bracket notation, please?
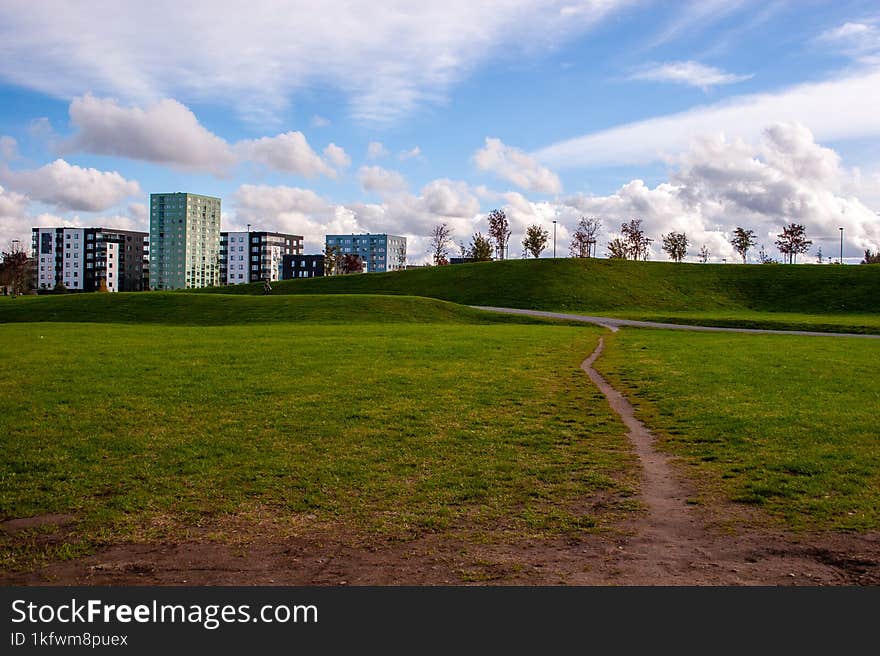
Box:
[573, 336, 880, 585]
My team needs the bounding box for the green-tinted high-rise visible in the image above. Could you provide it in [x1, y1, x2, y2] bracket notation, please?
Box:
[149, 193, 221, 289]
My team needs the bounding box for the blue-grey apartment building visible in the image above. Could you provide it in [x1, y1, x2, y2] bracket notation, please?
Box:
[324, 234, 406, 272]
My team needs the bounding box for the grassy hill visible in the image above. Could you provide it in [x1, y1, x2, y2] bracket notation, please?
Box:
[194, 259, 880, 315]
[0, 292, 563, 326]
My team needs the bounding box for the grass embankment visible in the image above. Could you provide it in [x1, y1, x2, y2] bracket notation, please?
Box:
[195, 259, 880, 333]
[0, 318, 638, 570]
[595, 329, 880, 531]
[0, 292, 560, 326]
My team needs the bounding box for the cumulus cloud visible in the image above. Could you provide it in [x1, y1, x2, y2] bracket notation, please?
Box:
[536, 69, 880, 168]
[358, 166, 408, 194]
[0, 159, 140, 212]
[323, 143, 351, 169]
[64, 95, 236, 174]
[0, 1, 630, 123]
[237, 131, 339, 178]
[399, 146, 422, 161]
[629, 61, 752, 90]
[474, 137, 562, 194]
[367, 141, 388, 160]
[561, 123, 880, 261]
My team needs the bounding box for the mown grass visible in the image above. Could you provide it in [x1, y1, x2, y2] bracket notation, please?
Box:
[0, 292, 561, 326]
[594, 329, 880, 531]
[192, 259, 880, 333]
[0, 320, 638, 570]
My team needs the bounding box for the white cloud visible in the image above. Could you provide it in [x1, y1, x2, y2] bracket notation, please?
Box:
[629, 61, 752, 90]
[367, 141, 388, 160]
[0, 1, 631, 123]
[536, 69, 880, 168]
[237, 131, 337, 178]
[357, 165, 409, 194]
[65, 95, 236, 174]
[474, 137, 562, 193]
[128, 202, 147, 222]
[818, 19, 880, 62]
[0, 136, 18, 160]
[561, 123, 880, 261]
[323, 143, 351, 169]
[0, 159, 140, 212]
[311, 114, 331, 127]
[399, 146, 422, 161]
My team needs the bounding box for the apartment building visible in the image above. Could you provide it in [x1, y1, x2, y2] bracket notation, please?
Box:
[220, 231, 303, 284]
[324, 234, 406, 273]
[281, 253, 324, 279]
[149, 192, 221, 289]
[32, 227, 148, 292]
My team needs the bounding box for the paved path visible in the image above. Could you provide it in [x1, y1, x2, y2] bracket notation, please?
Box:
[472, 306, 880, 338]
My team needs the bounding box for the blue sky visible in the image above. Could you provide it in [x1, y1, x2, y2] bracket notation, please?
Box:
[1, 0, 878, 263]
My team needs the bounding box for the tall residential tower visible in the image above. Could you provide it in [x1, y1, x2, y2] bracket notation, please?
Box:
[149, 192, 221, 289]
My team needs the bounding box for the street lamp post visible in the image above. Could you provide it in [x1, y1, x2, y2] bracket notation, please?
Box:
[839, 227, 844, 264]
[552, 220, 557, 258]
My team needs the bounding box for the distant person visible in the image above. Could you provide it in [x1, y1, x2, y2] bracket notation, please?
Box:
[263, 280, 272, 295]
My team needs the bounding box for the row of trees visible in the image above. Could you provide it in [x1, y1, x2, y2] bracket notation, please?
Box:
[429, 213, 835, 266]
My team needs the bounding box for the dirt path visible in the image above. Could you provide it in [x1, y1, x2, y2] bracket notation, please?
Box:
[473, 305, 880, 338]
[573, 336, 880, 584]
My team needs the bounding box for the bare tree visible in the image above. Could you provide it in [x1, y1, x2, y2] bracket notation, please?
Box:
[775, 223, 812, 264]
[661, 232, 689, 262]
[607, 237, 628, 260]
[569, 216, 601, 258]
[758, 244, 775, 264]
[698, 244, 710, 263]
[429, 223, 452, 265]
[487, 209, 511, 260]
[521, 225, 549, 258]
[730, 227, 757, 264]
[621, 219, 653, 260]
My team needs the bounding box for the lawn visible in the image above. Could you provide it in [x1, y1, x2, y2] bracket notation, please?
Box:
[192, 259, 880, 334]
[0, 318, 638, 570]
[594, 329, 880, 531]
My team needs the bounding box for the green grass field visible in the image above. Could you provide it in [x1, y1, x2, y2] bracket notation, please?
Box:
[192, 259, 880, 333]
[595, 329, 880, 531]
[0, 306, 638, 569]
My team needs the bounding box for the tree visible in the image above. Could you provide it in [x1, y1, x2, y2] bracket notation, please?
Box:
[569, 216, 601, 258]
[862, 250, 880, 264]
[758, 244, 776, 264]
[53, 281, 68, 293]
[521, 224, 549, 259]
[661, 231, 689, 262]
[396, 247, 407, 270]
[775, 223, 812, 264]
[621, 218, 653, 260]
[487, 209, 511, 260]
[606, 237, 628, 260]
[0, 241, 32, 297]
[339, 253, 364, 274]
[816, 247, 823, 264]
[730, 227, 757, 264]
[97, 278, 109, 293]
[698, 244, 710, 263]
[323, 244, 339, 276]
[467, 232, 493, 261]
[429, 223, 452, 265]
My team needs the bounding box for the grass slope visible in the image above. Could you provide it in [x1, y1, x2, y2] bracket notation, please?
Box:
[195, 259, 880, 332]
[595, 329, 880, 531]
[0, 292, 558, 326]
[0, 322, 637, 569]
